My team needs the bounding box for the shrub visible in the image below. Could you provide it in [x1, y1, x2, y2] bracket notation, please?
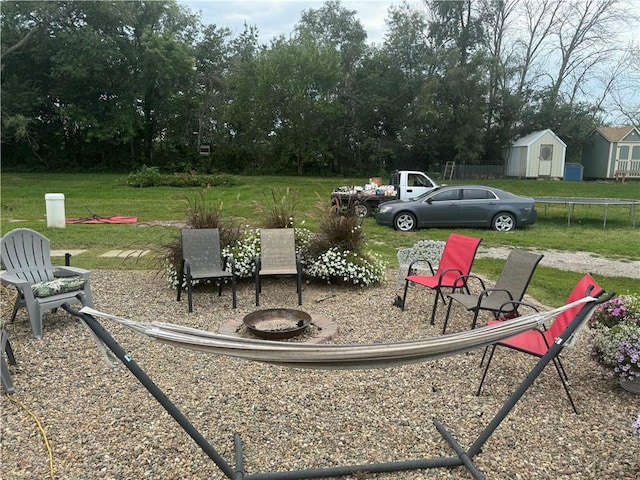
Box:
[161, 192, 241, 287]
[253, 187, 299, 228]
[125, 166, 239, 188]
[125, 165, 162, 187]
[305, 199, 364, 259]
[303, 199, 386, 285]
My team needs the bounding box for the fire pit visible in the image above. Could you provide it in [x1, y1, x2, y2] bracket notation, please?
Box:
[243, 309, 312, 340]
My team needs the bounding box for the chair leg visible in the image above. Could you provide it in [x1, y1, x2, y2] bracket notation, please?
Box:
[26, 302, 43, 339]
[429, 288, 441, 325]
[400, 280, 410, 311]
[255, 273, 260, 306]
[1, 330, 15, 394]
[231, 277, 237, 309]
[1, 355, 15, 394]
[186, 275, 193, 313]
[555, 355, 570, 381]
[551, 357, 578, 414]
[9, 296, 20, 322]
[5, 337, 16, 365]
[470, 309, 481, 330]
[176, 275, 183, 302]
[479, 346, 490, 366]
[477, 345, 497, 396]
[442, 298, 455, 334]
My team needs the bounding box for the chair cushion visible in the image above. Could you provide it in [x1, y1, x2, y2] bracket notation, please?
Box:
[31, 276, 85, 298]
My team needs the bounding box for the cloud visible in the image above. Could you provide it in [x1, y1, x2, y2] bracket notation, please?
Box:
[179, 0, 400, 45]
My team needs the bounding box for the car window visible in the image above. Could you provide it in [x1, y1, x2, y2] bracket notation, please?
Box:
[409, 173, 429, 186]
[463, 188, 497, 200]
[430, 189, 460, 202]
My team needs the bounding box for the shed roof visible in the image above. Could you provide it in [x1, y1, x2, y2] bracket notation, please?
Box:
[512, 129, 566, 148]
[595, 126, 638, 142]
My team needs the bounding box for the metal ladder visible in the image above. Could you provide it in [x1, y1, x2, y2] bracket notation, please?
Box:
[443, 161, 455, 180]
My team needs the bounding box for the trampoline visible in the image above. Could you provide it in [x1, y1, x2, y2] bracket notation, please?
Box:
[534, 197, 640, 228]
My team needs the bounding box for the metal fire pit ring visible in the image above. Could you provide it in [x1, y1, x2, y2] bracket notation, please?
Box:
[243, 308, 312, 340]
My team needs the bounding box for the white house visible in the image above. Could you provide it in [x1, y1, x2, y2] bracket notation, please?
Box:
[504, 129, 567, 178]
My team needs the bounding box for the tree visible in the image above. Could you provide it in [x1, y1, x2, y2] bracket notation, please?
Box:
[1, 1, 199, 170]
[254, 34, 342, 175]
[295, 0, 368, 174]
[604, 46, 640, 127]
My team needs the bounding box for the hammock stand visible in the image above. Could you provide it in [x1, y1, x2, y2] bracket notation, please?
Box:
[62, 290, 610, 480]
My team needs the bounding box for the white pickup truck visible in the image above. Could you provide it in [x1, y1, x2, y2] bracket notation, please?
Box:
[331, 170, 439, 217]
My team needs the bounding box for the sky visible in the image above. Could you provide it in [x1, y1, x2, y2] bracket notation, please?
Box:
[179, 0, 410, 45]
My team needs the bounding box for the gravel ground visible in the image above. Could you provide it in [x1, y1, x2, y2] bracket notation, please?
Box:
[2, 267, 639, 480]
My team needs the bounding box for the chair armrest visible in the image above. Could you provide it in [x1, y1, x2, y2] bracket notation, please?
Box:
[436, 267, 464, 287]
[407, 258, 436, 276]
[476, 287, 513, 305]
[54, 266, 91, 278]
[452, 274, 485, 293]
[0, 272, 30, 289]
[495, 300, 539, 319]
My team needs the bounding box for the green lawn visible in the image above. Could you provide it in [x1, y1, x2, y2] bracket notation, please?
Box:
[1, 173, 638, 305]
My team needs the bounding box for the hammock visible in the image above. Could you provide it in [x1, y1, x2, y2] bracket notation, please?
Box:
[78, 296, 596, 370]
[65, 293, 608, 480]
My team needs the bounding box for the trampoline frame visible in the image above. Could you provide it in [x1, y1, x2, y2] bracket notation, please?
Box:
[534, 197, 640, 228]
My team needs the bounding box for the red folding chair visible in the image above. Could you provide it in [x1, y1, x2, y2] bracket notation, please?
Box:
[398, 233, 482, 324]
[477, 273, 602, 413]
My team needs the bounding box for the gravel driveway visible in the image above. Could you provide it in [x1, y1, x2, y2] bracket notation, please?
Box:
[2, 268, 639, 480]
[476, 247, 640, 279]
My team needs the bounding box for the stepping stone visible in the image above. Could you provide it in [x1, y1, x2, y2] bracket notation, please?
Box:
[100, 249, 150, 258]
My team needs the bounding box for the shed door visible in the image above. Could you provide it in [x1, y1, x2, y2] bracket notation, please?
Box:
[538, 144, 553, 176]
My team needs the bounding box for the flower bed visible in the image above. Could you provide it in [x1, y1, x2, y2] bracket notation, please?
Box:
[590, 294, 640, 382]
[589, 293, 640, 439]
[166, 227, 387, 288]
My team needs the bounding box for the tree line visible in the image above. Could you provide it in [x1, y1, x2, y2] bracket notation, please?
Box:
[1, 0, 638, 176]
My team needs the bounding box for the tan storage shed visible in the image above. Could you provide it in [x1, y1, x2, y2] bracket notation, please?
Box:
[504, 129, 567, 178]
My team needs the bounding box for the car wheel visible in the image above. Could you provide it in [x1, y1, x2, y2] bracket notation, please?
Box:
[353, 202, 370, 218]
[394, 212, 417, 231]
[492, 212, 516, 232]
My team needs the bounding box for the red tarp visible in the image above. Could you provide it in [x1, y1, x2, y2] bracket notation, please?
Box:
[66, 215, 138, 224]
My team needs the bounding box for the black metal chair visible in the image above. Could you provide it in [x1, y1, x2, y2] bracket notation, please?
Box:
[177, 228, 237, 312]
[442, 249, 544, 334]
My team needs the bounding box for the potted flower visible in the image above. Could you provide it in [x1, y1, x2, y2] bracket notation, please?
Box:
[590, 293, 640, 393]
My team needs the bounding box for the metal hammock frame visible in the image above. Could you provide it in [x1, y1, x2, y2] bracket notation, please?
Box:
[61, 289, 610, 480]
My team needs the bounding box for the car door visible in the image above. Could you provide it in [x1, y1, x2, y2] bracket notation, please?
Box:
[416, 188, 462, 226]
[460, 187, 498, 226]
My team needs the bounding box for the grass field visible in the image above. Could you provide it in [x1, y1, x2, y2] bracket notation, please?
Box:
[1, 172, 638, 305]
